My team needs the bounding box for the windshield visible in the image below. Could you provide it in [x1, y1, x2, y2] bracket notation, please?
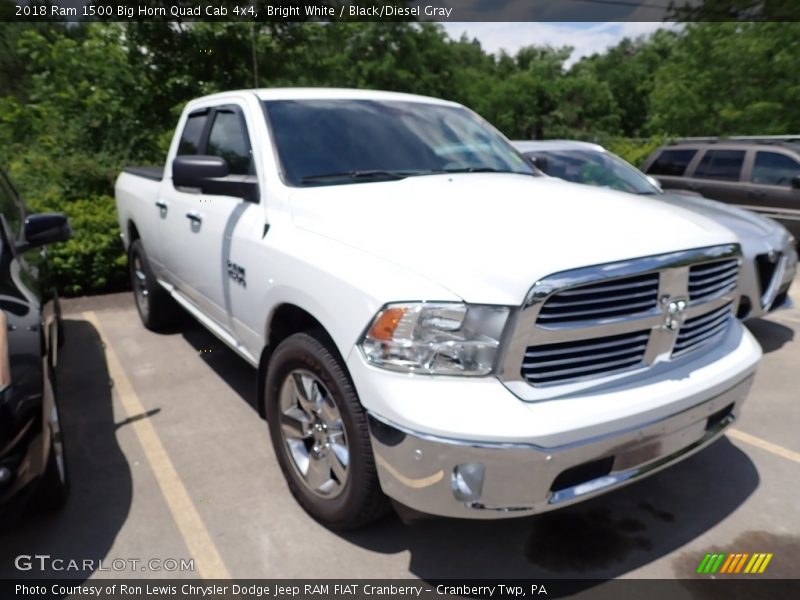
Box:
[527, 149, 660, 195]
[263, 99, 534, 186]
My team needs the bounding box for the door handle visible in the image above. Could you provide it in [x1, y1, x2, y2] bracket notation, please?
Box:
[185, 211, 203, 223]
[155, 200, 168, 210]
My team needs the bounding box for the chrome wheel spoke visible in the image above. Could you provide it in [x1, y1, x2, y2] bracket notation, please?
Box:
[319, 398, 341, 426]
[278, 368, 350, 499]
[304, 455, 330, 490]
[280, 407, 311, 440]
[327, 442, 348, 483]
[291, 372, 318, 416]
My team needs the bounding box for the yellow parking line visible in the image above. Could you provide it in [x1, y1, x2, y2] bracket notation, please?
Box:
[82, 311, 231, 579]
[728, 428, 800, 465]
[770, 313, 800, 324]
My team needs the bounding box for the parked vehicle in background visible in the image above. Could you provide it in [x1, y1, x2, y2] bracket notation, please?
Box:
[116, 89, 761, 529]
[0, 168, 72, 521]
[513, 140, 797, 320]
[641, 138, 800, 245]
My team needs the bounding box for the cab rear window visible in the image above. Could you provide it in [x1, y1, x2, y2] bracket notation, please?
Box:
[645, 149, 697, 177]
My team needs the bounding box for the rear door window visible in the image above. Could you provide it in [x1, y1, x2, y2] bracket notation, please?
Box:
[693, 149, 745, 181]
[751, 151, 800, 186]
[645, 149, 697, 176]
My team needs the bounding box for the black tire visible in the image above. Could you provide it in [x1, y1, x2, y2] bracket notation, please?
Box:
[129, 239, 180, 331]
[264, 332, 388, 530]
[36, 400, 70, 511]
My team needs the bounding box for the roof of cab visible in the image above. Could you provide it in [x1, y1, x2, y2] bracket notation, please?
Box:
[188, 87, 460, 106]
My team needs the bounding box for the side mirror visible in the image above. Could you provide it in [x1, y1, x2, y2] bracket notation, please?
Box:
[173, 155, 229, 188]
[527, 155, 548, 173]
[646, 175, 663, 192]
[172, 155, 258, 202]
[791, 175, 800, 190]
[16, 213, 72, 253]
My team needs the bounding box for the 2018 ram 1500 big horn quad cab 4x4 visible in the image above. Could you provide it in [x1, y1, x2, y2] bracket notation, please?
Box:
[115, 89, 761, 529]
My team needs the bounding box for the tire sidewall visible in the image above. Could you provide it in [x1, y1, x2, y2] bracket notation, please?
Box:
[129, 240, 151, 326]
[264, 333, 376, 526]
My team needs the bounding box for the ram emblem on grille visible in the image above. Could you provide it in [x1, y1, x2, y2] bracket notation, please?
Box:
[661, 295, 689, 331]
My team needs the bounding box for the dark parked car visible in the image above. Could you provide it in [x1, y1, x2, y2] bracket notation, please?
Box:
[0, 167, 72, 521]
[641, 139, 800, 244]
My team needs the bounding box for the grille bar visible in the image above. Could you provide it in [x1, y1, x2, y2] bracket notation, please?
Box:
[523, 333, 650, 358]
[522, 343, 648, 368]
[537, 273, 659, 324]
[673, 303, 733, 355]
[689, 259, 739, 303]
[521, 330, 648, 385]
[556, 278, 658, 296]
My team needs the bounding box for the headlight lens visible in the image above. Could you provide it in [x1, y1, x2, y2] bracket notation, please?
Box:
[359, 303, 510, 376]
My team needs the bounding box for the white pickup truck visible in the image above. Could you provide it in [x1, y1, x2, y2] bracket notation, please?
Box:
[115, 88, 761, 529]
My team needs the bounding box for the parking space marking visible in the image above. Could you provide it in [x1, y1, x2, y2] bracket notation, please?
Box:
[771, 313, 800, 324]
[82, 311, 231, 579]
[728, 428, 800, 465]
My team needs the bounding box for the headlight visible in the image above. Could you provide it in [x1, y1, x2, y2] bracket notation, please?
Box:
[359, 303, 510, 376]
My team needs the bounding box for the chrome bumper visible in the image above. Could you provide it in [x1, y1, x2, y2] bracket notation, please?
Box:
[368, 374, 754, 519]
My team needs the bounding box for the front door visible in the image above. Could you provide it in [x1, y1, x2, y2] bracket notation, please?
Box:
[160, 104, 260, 333]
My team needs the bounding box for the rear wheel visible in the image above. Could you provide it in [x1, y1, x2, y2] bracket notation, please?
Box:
[129, 239, 180, 331]
[264, 332, 388, 529]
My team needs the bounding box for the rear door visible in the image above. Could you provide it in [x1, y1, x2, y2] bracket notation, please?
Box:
[683, 147, 749, 205]
[159, 102, 262, 334]
[742, 148, 800, 239]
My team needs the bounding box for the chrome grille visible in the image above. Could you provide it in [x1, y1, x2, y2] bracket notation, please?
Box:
[537, 273, 659, 324]
[688, 258, 738, 303]
[673, 302, 733, 357]
[521, 330, 649, 385]
[501, 244, 742, 400]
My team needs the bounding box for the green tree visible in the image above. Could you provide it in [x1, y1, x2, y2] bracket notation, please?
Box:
[577, 29, 677, 136]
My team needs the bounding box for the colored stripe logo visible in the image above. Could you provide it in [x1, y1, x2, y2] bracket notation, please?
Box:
[696, 552, 773, 574]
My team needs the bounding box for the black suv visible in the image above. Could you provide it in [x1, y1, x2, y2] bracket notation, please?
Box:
[0, 167, 72, 521]
[642, 139, 800, 244]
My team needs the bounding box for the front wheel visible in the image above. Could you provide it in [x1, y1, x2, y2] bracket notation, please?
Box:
[264, 332, 388, 529]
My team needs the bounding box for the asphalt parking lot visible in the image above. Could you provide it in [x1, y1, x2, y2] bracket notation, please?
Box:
[2, 277, 799, 587]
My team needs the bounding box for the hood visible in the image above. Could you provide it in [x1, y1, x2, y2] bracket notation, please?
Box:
[289, 174, 738, 305]
[658, 192, 785, 245]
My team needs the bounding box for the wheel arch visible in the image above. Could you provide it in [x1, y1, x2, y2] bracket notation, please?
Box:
[127, 219, 141, 245]
[256, 303, 340, 419]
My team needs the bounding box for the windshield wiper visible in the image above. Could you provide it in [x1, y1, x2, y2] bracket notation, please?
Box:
[300, 170, 410, 184]
[438, 167, 537, 176]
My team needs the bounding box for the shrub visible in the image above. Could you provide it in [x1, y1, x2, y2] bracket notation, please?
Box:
[30, 194, 127, 296]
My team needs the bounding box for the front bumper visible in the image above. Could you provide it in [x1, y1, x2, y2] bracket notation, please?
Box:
[368, 374, 754, 519]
